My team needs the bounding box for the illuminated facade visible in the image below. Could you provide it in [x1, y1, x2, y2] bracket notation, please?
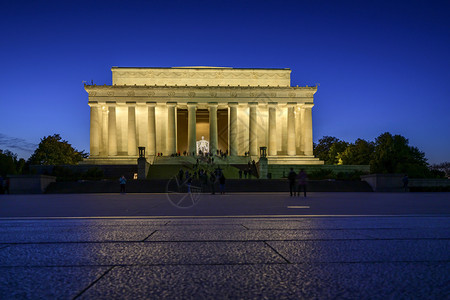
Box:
[84, 67, 323, 165]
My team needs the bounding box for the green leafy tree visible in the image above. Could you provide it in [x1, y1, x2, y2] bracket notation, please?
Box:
[28, 134, 88, 165]
[328, 140, 349, 164]
[339, 138, 374, 165]
[0, 150, 18, 176]
[314, 136, 348, 164]
[370, 132, 429, 177]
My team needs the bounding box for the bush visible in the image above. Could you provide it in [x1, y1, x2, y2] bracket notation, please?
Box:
[308, 169, 335, 180]
[83, 167, 104, 180]
[52, 166, 81, 182]
[336, 170, 368, 181]
[52, 166, 103, 181]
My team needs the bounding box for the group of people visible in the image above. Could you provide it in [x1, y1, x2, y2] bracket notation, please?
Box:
[288, 168, 308, 197]
[237, 160, 257, 179]
[179, 167, 226, 194]
[156, 149, 229, 158]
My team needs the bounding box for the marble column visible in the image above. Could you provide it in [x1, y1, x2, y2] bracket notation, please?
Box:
[127, 103, 137, 156]
[166, 102, 177, 155]
[302, 104, 314, 156]
[287, 103, 296, 156]
[299, 107, 305, 155]
[89, 104, 100, 156]
[268, 103, 277, 156]
[108, 105, 117, 156]
[228, 102, 238, 156]
[249, 103, 258, 156]
[209, 103, 218, 155]
[187, 103, 197, 155]
[100, 105, 109, 156]
[147, 102, 156, 156]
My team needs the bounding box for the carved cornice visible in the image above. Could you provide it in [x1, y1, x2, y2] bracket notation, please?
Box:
[301, 103, 314, 109]
[84, 85, 317, 99]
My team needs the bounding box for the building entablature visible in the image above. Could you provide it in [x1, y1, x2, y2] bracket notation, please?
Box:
[85, 85, 317, 107]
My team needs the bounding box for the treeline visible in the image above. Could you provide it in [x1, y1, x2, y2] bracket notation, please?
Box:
[314, 132, 447, 178]
[1, 132, 448, 179]
[0, 134, 87, 177]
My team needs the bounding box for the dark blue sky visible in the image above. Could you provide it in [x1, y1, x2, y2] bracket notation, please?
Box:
[1, 0, 449, 163]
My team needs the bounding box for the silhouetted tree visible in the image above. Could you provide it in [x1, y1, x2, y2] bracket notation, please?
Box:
[314, 136, 348, 164]
[370, 132, 429, 177]
[28, 134, 88, 165]
[430, 162, 450, 178]
[339, 138, 374, 165]
[0, 150, 18, 176]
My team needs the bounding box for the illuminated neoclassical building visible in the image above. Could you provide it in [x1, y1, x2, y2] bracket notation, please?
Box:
[84, 67, 323, 165]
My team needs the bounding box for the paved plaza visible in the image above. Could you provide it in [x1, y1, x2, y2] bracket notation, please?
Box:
[0, 192, 449, 299]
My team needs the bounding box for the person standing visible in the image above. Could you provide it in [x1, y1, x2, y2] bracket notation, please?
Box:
[402, 174, 409, 192]
[210, 172, 216, 195]
[297, 169, 308, 197]
[201, 171, 208, 193]
[187, 176, 192, 193]
[119, 175, 127, 194]
[219, 173, 226, 195]
[288, 168, 297, 196]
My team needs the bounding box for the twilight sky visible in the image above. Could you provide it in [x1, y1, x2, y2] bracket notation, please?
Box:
[1, 0, 449, 164]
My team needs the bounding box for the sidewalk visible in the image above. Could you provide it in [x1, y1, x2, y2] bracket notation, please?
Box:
[0, 193, 449, 299]
[0, 216, 449, 299]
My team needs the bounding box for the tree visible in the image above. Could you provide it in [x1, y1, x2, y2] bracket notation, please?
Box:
[339, 138, 374, 165]
[370, 132, 429, 177]
[0, 150, 18, 176]
[430, 162, 450, 178]
[28, 134, 88, 165]
[314, 136, 348, 164]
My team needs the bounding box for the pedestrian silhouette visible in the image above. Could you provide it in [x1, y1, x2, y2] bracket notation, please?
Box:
[288, 168, 297, 196]
[402, 174, 409, 192]
[297, 169, 307, 197]
[119, 175, 127, 194]
[219, 173, 226, 194]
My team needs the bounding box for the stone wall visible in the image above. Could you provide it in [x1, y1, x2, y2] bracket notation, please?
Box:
[409, 178, 450, 187]
[268, 165, 370, 179]
[8, 175, 56, 194]
[361, 174, 450, 192]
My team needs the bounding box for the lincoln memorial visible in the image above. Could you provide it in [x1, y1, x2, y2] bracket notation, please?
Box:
[84, 67, 323, 165]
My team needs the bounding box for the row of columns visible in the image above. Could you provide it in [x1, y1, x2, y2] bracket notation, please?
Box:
[90, 102, 158, 157]
[90, 102, 314, 157]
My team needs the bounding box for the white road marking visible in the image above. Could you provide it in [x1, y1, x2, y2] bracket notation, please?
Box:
[287, 206, 310, 209]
